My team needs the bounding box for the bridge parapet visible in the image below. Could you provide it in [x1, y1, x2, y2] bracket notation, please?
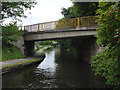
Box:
[18, 16, 98, 32]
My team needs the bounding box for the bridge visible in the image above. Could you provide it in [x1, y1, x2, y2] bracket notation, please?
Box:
[17, 16, 98, 56]
[19, 16, 98, 41]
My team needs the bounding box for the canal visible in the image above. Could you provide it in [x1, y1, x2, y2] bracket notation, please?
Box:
[2, 48, 108, 88]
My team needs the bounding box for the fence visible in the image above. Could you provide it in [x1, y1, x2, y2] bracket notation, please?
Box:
[18, 16, 98, 32]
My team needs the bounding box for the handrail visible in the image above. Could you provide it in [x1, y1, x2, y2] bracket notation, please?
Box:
[18, 16, 98, 32]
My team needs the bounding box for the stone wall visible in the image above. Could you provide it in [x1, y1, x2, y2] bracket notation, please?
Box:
[12, 37, 24, 55]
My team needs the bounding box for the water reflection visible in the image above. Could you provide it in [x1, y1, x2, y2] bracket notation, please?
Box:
[54, 48, 107, 88]
[2, 48, 108, 88]
[37, 50, 57, 73]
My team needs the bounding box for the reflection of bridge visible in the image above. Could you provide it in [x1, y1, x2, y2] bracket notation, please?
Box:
[17, 16, 98, 56]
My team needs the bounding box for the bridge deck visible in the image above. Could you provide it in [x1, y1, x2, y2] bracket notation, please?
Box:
[24, 26, 98, 41]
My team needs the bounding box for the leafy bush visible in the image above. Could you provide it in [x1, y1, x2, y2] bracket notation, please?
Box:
[2, 23, 24, 61]
[35, 42, 43, 51]
[91, 46, 120, 87]
[38, 41, 55, 46]
[2, 45, 24, 61]
[2, 23, 23, 45]
[92, 2, 120, 88]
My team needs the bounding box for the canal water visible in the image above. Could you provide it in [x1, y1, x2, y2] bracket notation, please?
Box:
[2, 48, 108, 88]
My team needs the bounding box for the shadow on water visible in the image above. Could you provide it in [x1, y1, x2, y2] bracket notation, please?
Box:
[2, 47, 109, 88]
[54, 48, 108, 88]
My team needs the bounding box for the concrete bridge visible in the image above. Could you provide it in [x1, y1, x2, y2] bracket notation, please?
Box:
[17, 16, 98, 56]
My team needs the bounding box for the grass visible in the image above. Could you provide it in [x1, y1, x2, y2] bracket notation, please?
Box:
[2, 58, 43, 74]
[2, 44, 25, 61]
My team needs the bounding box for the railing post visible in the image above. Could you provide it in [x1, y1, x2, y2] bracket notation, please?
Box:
[24, 26, 26, 31]
[38, 24, 39, 31]
[55, 21, 57, 29]
[77, 18, 80, 27]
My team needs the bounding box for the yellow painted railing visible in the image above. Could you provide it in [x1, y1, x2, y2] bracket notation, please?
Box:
[18, 16, 98, 32]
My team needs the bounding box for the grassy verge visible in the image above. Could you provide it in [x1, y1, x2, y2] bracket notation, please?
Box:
[2, 58, 40, 68]
[2, 44, 25, 61]
[2, 58, 44, 74]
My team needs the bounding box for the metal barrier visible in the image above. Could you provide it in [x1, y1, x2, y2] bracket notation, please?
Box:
[18, 16, 98, 32]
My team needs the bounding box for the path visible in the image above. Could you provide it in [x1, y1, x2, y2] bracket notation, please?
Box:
[0, 49, 44, 69]
[0, 57, 34, 69]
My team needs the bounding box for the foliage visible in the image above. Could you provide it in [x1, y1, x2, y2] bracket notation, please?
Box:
[38, 41, 56, 46]
[61, 2, 98, 19]
[1, 1, 37, 45]
[1, 1, 37, 20]
[35, 41, 57, 52]
[91, 2, 120, 88]
[2, 23, 23, 45]
[96, 2, 120, 47]
[2, 44, 24, 61]
[92, 46, 120, 87]
[35, 42, 43, 51]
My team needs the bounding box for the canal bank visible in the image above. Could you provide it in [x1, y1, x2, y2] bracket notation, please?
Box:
[1, 52, 45, 74]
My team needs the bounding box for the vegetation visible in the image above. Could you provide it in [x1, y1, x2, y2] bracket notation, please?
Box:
[2, 44, 24, 61]
[35, 41, 57, 52]
[2, 58, 40, 68]
[37, 41, 56, 46]
[2, 23, 25, 61]
[2, 2, 37, 20]
[91, 2, 120, 88]
[61, 2, 98, 19]
[2, 23, 23, 45]
[35, 42, 43, 51]
[2, 1, 37, 61]
[2, 58, 43, 74]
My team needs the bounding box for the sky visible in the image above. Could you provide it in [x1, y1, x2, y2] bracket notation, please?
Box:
[4, 0, 73, 26]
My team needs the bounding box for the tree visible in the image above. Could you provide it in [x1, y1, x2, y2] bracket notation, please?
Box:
[61, 2, 98, 19]
[1, 2, 37, 20]
[2, 23, 23, 45]
[91, 2, 120, 88]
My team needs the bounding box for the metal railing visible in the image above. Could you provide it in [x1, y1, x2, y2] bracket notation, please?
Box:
[18, 16, 98, 32]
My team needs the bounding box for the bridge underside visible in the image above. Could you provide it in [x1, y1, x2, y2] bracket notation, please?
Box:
[23, 27, 97, 56]
[24, 27, 97, 41]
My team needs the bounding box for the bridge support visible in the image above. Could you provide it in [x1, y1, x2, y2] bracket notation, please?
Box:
[24, 41, 35, 56]
[63, 36, 99, 64]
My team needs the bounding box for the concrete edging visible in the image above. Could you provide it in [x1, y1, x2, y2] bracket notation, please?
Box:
[1, 56, 45, 74]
